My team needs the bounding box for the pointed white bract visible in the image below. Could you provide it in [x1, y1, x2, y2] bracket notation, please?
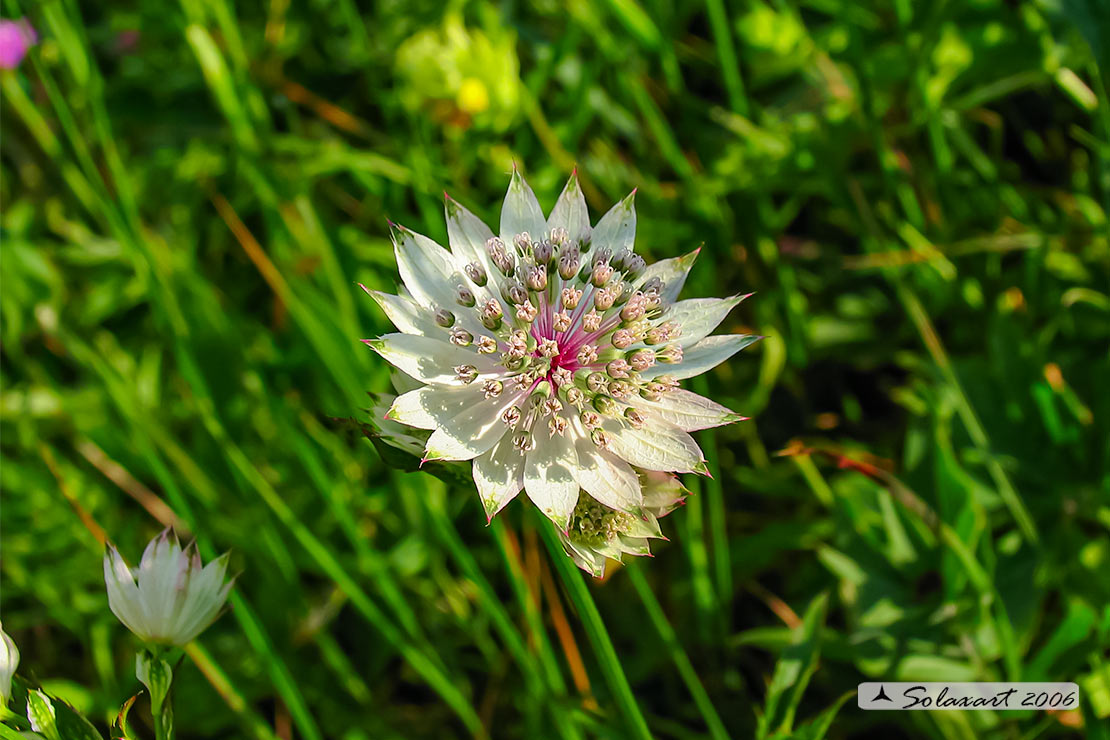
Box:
[0, 622, 18, 704]
[104, 530, 233, 647]
[366, 169, 756, 573]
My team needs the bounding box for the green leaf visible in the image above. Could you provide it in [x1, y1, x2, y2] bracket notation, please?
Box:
[784, 690, 854, 740]
[136, 651, 174, 740]
[1027, 599, 1096, 680]
[25, 690, 61, 740]
[51, 700, 105, 740]
[758, 593, 829, 738]
[114, 694, 140, 740]
[135, 651, 173, 708]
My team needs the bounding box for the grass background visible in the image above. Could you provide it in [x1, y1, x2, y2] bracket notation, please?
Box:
[2, 0, 1109, 738]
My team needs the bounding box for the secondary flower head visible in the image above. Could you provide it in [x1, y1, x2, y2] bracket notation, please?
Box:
[0, 621, 17, 705]
[364, 167, 755, 550]
[104, 529, 233, 647]
[560, 471, 688, 577]
[0, 18, 35, 69]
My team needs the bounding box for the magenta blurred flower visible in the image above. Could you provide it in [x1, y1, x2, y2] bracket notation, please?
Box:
[114, 29, 140, 54]
[0, 18, 35, 69]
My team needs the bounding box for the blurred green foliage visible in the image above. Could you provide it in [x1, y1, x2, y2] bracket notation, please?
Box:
[1, 0, 1108, 738]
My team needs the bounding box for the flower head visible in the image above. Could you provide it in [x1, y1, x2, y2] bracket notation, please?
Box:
[0, 18, 35, 70]
[104, 529, 233, 647]
[365, 168, 755, 556]
[0, 621, 18, 705]
[559, 471, 688, 577]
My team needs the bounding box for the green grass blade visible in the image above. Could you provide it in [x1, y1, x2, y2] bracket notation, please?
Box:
[536, 515, 652, 740]
[626, 564, 729, 740]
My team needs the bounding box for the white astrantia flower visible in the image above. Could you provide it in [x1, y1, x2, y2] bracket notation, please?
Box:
[364, 167, 756, 536]
[0, 621, 18, 704]
[104, 529, 233, 647]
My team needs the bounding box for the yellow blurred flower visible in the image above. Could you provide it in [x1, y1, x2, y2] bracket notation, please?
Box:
[395, 15, 520, 131]
[457, 77, 490, 115]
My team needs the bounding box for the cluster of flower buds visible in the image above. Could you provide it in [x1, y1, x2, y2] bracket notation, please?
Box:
[558, 471, 689, 577]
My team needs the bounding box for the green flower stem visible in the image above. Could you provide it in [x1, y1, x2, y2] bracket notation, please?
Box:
[626, 564, 729, 740]
[137, 649, 175, 740]
[535, 513, 652, 740]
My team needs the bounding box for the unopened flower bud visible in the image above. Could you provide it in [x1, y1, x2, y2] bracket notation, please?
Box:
[481, 298, 503, 320]
[435, 308, 456, 327]
[656, 374, 679, 388]
[625, 254, 646, 277]
[590, 397, 617, 414]
[591, 261, 613, 287]
[104, 530, 232, 647]
[645, 325, 669, 345]
[552, 367, 574, 387]
[487, 237, 515, 275]
[641, 276, 664, 295]
[0, 623, 17, 704]
[612, 329, 635, 349]
[561, 287, 582, 310]
[455, 285, 476, 307]
[485, 236, 505, 256]
[594, 285, 620, 311]
[614, 282, 635, 306]
[607, 359, 630, 378]
[621, 291, 647, 322]
[449, 327, 473, 346]
[465, 262, 488, 286]
[526, 265, 548, 291]
[558, 253, 580, 280]
[516, 300, 538, 322]
[513, 431, 535, 452]
[533, 239, 554, 265]
[501, 406, 521, 426]
[611, 248, 631, 271]
[628, 349, 655, 371]
[507, 330, 528, 356]
[656, 345, 683, 363]
[455, 364, 479, 383]
[505, 280, 528, 305]
[624, 407, 646, 428]
[609, 380, 634, 399]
